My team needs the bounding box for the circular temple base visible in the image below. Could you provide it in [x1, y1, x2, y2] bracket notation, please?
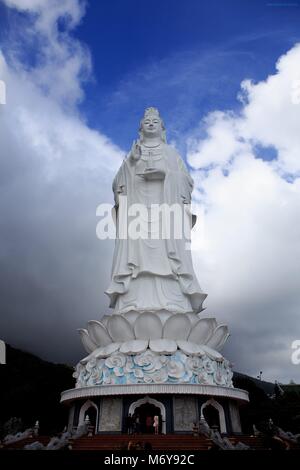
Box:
[61, 385, 248, 436]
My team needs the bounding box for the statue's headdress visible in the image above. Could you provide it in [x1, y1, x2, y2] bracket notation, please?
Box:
[143, 107, 160, 118]
[139, 107, 167, 143]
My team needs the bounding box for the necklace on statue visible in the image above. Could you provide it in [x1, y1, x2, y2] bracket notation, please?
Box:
[142, 141, 161, 148]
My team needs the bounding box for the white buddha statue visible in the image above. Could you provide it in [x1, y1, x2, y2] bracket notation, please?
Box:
[105, 108, 207, 314]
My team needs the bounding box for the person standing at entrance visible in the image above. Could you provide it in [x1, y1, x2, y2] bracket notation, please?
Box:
[146, 415, 153, 433]
[153, 415, 159, 435]
[133, 413, 141, 434]
[125, 413, 133, 434]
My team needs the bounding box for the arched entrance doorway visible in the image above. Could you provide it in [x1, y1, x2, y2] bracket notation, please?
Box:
[203, 405, 220, 431]
[129, 396, 166, 434]
[78, 399, 99, 434]
[85, 406, 97, 432]
[135, 402, 161, 434]
[201, 398, 227, 434]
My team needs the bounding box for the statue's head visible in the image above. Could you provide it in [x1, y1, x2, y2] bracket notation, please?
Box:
[139, 107, 167, 143]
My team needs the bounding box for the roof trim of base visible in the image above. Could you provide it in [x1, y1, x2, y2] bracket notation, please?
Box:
[60, 384, 249, 404]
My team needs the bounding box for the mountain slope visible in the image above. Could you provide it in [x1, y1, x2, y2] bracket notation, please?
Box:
[0, 344, 74, 436]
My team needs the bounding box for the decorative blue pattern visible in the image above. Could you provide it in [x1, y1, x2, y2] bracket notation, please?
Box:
[74, 349, 233, 388]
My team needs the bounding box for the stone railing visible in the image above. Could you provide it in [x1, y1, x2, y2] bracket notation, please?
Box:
[24, 423, 89, 450]
[198, 418, 250, 450]
[3, 428, 33, 445]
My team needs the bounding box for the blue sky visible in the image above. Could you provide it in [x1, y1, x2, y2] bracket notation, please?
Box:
[75, 0, 300, 150]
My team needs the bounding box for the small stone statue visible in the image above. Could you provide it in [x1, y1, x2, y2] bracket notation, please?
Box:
[33, 420, 39, 437]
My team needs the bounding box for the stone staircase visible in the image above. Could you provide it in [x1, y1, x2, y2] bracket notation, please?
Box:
[2, 434, 284, 451]
[71, 434, 213, 451]
[71, 434, 277, 451]
[229, 436, 266, 450]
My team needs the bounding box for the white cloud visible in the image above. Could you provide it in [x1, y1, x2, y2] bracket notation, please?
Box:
[240, 45, 300, 174]
[188, 44, 300, 175]
[2, 0, 90, 106]
[2, 0, 85, 31]
[189, 44, 300, 383]
[188, 111, 248, 169]
[0, 0, 123, 362]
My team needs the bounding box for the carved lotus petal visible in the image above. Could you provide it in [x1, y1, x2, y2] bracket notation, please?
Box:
[122, 311, 140, 325]
[186, 313, 200, 327]
[94, 342, 121, 358]
[197, 314, 217, 327]
[80, 349, 100, 364]
[119, 340, 148, 354]
[78, 328, 98, 354]
[205, 325, 229, 351]
[201, 344, 224, 361]
[176, 340, 205, 356]
[163, 314, 191, 340]
[100, 315, 111, 327]
[155, 310, 173, 325]
[188, 317, 216, 344]
[134, 312, 163, 340]
[87, 320, 112, 347]
[80, 354, 92, 365]
[149, 339, 177, 354]
[107, 315, 134, 342]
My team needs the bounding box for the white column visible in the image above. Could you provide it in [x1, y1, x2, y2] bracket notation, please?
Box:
[228, 401, 242, 433]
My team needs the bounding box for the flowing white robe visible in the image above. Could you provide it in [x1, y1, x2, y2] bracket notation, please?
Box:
[105, 143, 207, 314]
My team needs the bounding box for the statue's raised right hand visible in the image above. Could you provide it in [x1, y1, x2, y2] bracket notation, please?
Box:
[129, 140, 141, 162]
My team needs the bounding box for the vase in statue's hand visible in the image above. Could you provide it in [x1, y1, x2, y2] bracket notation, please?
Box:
[141, 168, 165, 180]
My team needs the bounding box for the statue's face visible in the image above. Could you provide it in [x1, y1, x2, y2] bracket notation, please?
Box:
[141, 115, 163, 138]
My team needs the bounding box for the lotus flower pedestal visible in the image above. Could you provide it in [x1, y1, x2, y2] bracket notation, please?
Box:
[61, 311, 249, 435]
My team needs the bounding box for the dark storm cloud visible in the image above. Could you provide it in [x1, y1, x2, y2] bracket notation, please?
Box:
[0, 0, 123, 363]
[0, 88, 121, 363]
